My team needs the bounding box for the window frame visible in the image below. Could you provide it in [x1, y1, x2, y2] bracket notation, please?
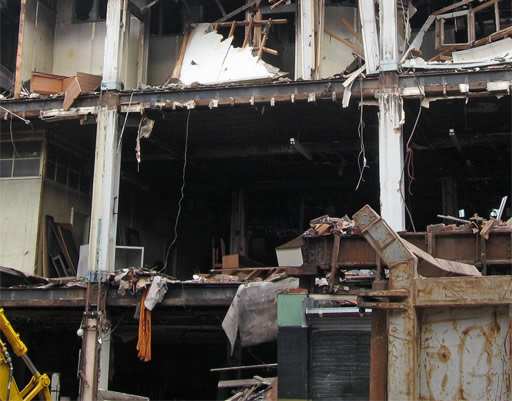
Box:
[0, 139, 44, 179]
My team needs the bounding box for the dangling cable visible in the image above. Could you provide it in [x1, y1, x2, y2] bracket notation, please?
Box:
[355, 69, 368, 191]
[161, 109, 191, 272]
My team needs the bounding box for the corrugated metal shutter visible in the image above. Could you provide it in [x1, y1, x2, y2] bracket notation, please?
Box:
[309, 316, 371, 401]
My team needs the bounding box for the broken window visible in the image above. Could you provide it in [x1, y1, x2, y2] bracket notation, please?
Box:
[0, 141, 42, 178]
[73, 0, 107, 23]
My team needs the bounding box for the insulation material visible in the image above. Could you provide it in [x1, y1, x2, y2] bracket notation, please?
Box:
[179, 24, 284, 85]
[222, 278, 299, 354]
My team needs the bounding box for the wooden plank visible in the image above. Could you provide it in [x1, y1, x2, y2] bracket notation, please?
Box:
[211, 363, 277, 372]
[229, 20, 237, 37]
[63, 77, 81, 111]
[171, 28, 191, 79]
[472, 0, 496, 13]
[253, 47, 278, 56]
[242, 18, 254, 48]
[270, 0, 286, 9]
[480, 219, 496, 240]
[215, 0, 260, 24]
[14, 0, 27, 99]
[473, 25, 512, 47]
[341, 17, 362, 43]
[433, 0, 475, 15]
[257, 23, 270, 59]
[75, 72, 102, 92]
[324, 28, 364, 56]
[218, 377, 275, 388]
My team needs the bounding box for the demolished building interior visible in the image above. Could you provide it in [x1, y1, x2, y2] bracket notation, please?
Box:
[0, 0, 511, 399]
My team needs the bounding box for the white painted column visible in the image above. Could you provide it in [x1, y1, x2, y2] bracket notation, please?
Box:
[298, 0, 315, 79]
[378, 92, 405, 231]
[379, 0, 398, 71]
[88, 109, 122, 276]
[377, 0, 405, 231]
[358, 0, 380, 74]
[81, 1, 125, 399]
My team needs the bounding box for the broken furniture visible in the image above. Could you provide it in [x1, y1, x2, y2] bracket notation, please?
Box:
[30, 72, 102, 110]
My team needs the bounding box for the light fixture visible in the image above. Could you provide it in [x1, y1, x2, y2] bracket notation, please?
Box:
[449, 128, 462, 152]
[290, 138, 312, 160]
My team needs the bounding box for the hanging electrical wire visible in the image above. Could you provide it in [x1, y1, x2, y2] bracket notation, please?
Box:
[355, 68, 368, 191]
[116, 92, 135, 154]
[161, 109, 191, 272]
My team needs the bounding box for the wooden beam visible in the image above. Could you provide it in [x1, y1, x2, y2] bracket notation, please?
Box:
[270, 0, 286, 9]
[324, 28, 364, 56]
[215, 0, 260, 24]
[14, 0, 27, 99]
[229, 20, 237, 37]
[428, 46, 455, 62]
[341, 17, 363, 43]
[433, 0, 475, 15]
[211, 363, 277, 373]
[242, 17, 254, 47]
[253, 46, 278, 56]
[257, 22, 271, 59]
[472, 0, 497, 13]
[171, 28, 191, 79]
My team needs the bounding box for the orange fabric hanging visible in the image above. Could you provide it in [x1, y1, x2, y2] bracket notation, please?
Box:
[136, 288, 152, 362]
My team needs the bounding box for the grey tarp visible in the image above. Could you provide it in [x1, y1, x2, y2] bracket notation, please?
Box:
[222, 278, 299, 354]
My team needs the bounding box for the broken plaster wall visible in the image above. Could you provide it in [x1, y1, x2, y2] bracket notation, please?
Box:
[51, 0, 105, 77]
[19, 0, 56, 82]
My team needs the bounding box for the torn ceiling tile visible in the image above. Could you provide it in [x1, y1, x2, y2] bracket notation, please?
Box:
[179, 24, 285, 86]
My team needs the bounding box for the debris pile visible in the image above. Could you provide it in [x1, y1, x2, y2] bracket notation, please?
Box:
[221, 376, 277, 401]
[303, 215, 359, 237]
[433, 210, 512, 240]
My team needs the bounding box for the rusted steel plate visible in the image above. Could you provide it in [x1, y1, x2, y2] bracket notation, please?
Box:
[418, 306, 510, 400]
[415, 276, 512, 306]
[401, 238, 481, 277]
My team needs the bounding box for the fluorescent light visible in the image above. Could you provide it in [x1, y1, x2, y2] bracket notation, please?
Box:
[290, 138, 313, 160]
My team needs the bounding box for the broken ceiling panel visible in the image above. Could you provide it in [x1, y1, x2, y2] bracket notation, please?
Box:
[179, 24, 285, 86]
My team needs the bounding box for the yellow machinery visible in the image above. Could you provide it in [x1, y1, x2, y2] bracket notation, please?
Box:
[0, 308, 52, 401]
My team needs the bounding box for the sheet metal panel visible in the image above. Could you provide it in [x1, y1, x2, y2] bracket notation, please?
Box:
[419, 306, 511, 401]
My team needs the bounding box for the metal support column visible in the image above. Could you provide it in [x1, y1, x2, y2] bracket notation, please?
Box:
[79, 0, 125, 399]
